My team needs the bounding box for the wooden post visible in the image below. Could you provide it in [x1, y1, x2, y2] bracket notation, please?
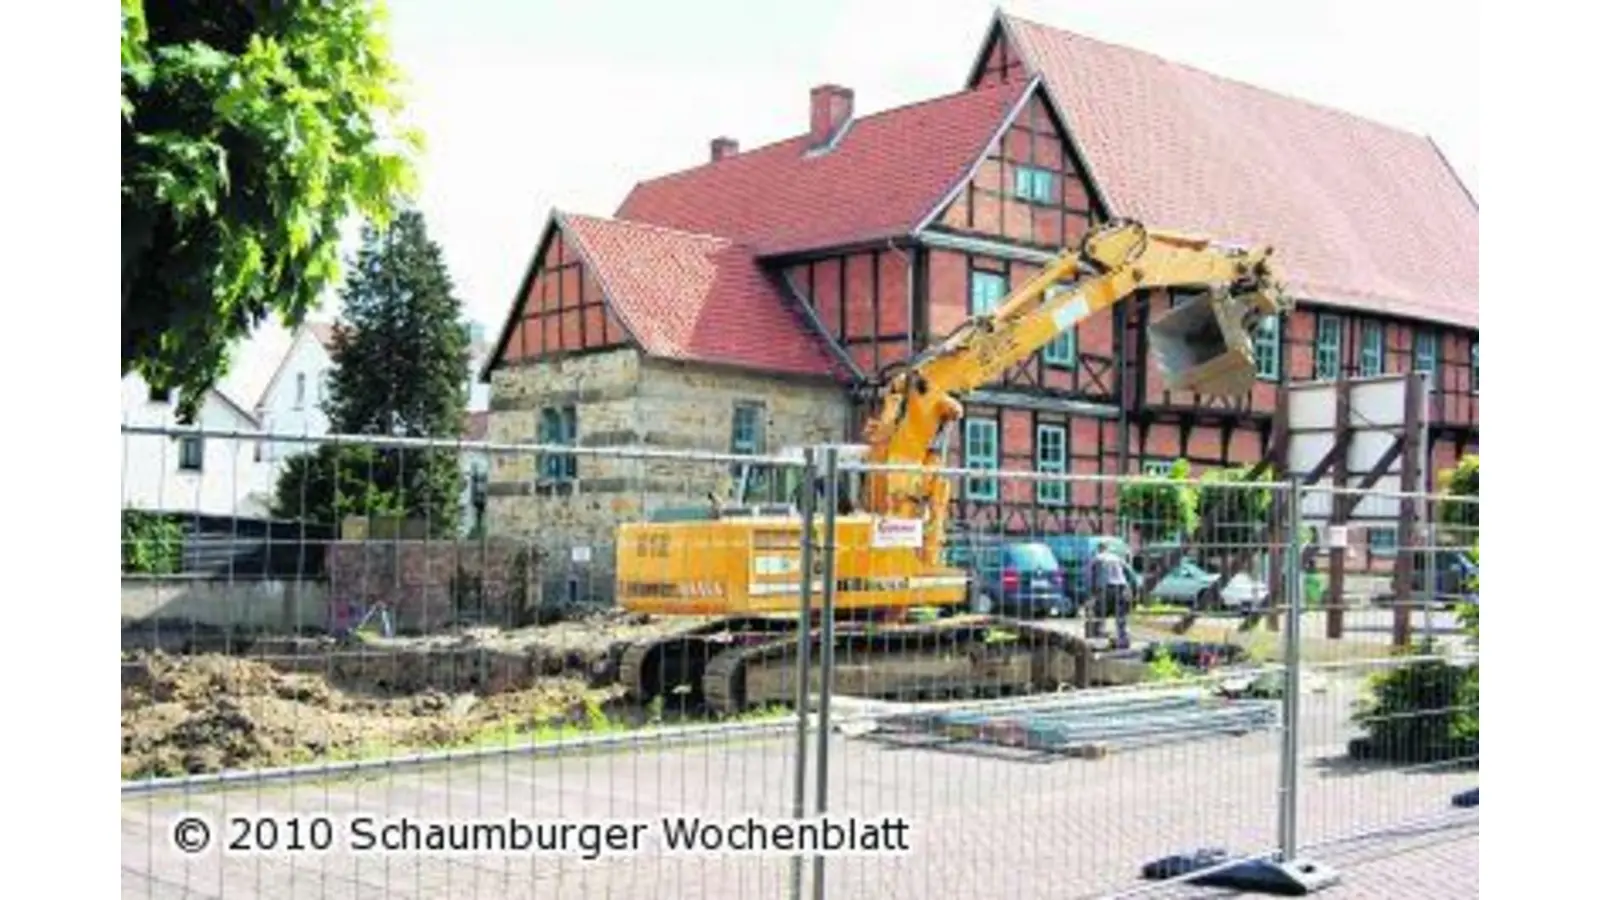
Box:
[1326, 378, 1350, 640]
[1393, 373, 1424, 647]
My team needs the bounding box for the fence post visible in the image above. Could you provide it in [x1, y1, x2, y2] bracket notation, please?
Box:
[788, 447, 819, 900]
[811, 445, 840, 900]
[1422, 494, 1437, 647]
[1277, 475, 1305, 862]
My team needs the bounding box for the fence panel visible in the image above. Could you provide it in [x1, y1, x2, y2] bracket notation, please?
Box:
[120, 424, 815, 900]
[800, 456, 1295, 899]
[1288, 483, 1480, 855]
[120, 424, 1477, 897]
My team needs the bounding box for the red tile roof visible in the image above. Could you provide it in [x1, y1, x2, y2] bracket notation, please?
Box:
[616, 80, 1032, 255]
[560, 213, 844, 378]
[998, 14, 1478, 328]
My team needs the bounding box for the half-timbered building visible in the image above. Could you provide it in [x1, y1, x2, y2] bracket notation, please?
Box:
[482, 12, 1478, 592]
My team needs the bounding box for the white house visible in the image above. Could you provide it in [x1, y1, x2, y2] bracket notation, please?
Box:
[120, 373, 273, 518]
[254, 321, 339, 464]
[251, 319, 496, 534]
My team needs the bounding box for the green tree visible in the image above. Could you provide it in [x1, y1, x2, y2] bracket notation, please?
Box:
[1118, 459, 1199, 544]
[1194, 465, 1275, 567]
[1439, 454, 1479, 543]
[272, 210, 470, 536]
[121, 0, 421, 420]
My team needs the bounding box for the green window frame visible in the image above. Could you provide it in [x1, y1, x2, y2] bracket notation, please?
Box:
[964, 419, 999, 501]
[1368, 527, 1398, 556]
[1254, 314, 1280, 380]
[1143, 460, 1174, 477]
[970, 271, 1007, 317]
[1359, 322, 1385, 377]
[1036, 424, 1067, 507]
[1041, 286, 1077, 367]
[537, 406, 578, 480]
[1470, 341, 1479, 394]
[1013, 165, 1055, 203]
[1414, 330, 1439, 387]
[730, 402, 767, 498]
[1315, 315, 1343, 380]
[731, 403, 764, 455]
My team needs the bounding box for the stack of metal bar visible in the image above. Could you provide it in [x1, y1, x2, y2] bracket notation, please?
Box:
[876, 692, 1280, 757]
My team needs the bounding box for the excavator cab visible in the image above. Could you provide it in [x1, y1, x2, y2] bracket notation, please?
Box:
[1146, 287, 1274, 399]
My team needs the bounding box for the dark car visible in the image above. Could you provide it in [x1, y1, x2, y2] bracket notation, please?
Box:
[1038, 534, 1134, 607]
[1407, 549, 1479, 603]
[944, 539, 1074, 618]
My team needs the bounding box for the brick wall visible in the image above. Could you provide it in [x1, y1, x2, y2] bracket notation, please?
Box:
[326, 539, 544, 634]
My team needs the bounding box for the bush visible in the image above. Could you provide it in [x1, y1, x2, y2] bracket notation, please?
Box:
[1351, 539, 1479, 765]
[1350, 658, 1478, 764]
[122, 509, 183, 575]
[1439, 454, 1479, 541]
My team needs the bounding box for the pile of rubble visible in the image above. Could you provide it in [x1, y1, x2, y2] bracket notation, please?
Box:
[120, 610, 703, 780]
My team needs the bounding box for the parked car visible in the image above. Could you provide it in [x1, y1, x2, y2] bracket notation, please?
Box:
[1130, 557, 1270, 610]
[1038, 534, 1132, 607]
[1381, 548, 1479, 605]
[943, 539, 1075, 618]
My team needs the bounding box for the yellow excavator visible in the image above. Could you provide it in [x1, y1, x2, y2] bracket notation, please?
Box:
[614, 218, 1290, 714]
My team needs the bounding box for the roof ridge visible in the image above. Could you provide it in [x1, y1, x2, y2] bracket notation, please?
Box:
[624, 78, 1028, 196]
[566, 211, 768, 252]
[1001, 11, 1439, 147]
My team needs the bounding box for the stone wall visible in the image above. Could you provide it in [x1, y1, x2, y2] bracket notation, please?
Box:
[121, 578, 329, 632]
[485, 350, 851, 603]
[325, 539, 545, 633]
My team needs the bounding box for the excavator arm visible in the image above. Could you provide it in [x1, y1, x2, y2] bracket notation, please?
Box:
[859, 218, 1291, 563]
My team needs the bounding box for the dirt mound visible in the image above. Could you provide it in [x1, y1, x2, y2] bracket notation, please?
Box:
[121, 651, 627, 780]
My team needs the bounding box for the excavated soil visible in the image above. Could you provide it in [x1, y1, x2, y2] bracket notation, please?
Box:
[121, 611, 715, 780]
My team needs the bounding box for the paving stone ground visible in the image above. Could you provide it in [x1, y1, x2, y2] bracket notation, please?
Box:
[122, 683, 1477, 899]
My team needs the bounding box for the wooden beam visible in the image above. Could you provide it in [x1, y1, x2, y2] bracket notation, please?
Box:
[1326, 378, 1351, 640]
[1331, 436, 1406, 521]
[1393, 373, 1424, 647]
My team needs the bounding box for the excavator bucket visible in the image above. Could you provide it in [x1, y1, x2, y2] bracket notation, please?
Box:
[1147, 292, 1261, 398]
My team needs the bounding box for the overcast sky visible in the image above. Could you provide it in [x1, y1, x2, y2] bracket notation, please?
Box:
[219, 0, 1478, 406]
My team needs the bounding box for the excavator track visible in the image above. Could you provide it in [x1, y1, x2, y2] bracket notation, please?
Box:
[686, 616, 1090, 717]
[619, 616, 799, 709]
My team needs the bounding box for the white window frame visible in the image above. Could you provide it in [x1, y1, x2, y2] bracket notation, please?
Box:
[177, 436, 204, 472]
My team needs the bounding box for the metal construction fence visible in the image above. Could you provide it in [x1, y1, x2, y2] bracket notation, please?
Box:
[121, 425, 1479, 899]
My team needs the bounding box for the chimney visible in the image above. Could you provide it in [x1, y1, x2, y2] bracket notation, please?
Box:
[808, 84, 854, 148]
[710, 136, 739, 162]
